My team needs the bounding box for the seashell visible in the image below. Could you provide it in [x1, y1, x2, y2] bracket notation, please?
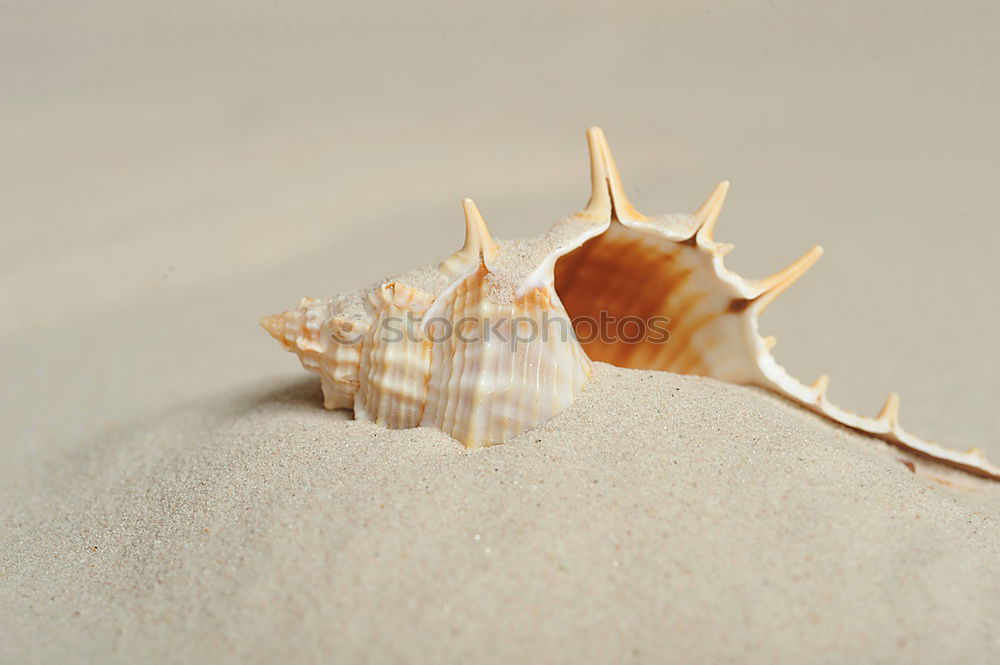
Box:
[262, 127, 1000, 480]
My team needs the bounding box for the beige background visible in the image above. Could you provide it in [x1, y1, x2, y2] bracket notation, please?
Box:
[2, 0, 999, 480]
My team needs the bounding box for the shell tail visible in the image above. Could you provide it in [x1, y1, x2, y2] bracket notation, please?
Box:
[753, 360, 1000, 479]
[725, 237, 1000, 478]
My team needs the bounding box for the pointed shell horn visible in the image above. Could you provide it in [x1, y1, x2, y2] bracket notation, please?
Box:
[578, 127, 647, 223]
[811, 374, 831, 401]
[753, 246, 824, 314]
[877, 393, 901, 428]
[440, 198, 499, 275]
[694, 181, 730, 244]
[579, 127, 612, 220]
[461, 198, 497, 265]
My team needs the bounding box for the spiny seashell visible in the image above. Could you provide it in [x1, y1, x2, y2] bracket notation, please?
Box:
[262, 128, 1000, 480]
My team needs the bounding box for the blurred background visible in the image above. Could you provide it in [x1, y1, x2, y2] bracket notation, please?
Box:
[2, 0, 998, 479]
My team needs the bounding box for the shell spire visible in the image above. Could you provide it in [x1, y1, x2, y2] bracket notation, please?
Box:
[265, 127, 1000, 481]
[260, 313, 287, 340]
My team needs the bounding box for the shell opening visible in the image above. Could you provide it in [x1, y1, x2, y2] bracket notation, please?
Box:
[553, 220, 762, 384]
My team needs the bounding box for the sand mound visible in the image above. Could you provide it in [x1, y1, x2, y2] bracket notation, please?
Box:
[3, 364, 999, 664]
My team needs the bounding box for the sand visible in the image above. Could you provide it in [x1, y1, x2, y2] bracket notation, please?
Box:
[3, 364, 1000, 664]
[3, 0, 1000, 662]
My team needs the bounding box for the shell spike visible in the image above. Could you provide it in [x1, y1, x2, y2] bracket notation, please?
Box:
[440, 198, 499, 275]
[762, 335, 777, 351]
[752, 245, 824, 314]
[461, 198, 498, 265]
[580, 127, 612, 219]
[877, 392, 901, 428]
[694, 181, 730, 244]
[580, 127, 647, 223]
[811, 374, 830, 401]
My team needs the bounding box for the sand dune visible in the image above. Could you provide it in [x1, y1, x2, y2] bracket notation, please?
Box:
[3, 364, 998, 664]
